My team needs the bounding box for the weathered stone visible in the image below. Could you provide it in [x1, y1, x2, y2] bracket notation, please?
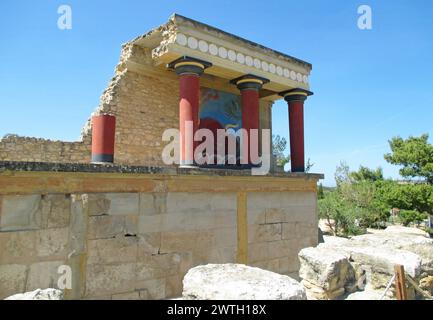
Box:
[299, 227, 433, 299]
[384, 225, 430, 237]
[41, 195, 70, 228]
[299, 247, 354, 293]
[87, 215, 125, 239]
[135, 278, 166, 300]
[0, 195, 41, 231]
[136, 253, 181, 280]
[26, 261, 65, 291]
[105, 193, 139, 215]
[248, 223, 282, 243]
[0, 264, 27, 299]
[5, 288, 64, 300]
[85, 263, 137, 297]
[0, 230, 37, 263]
[36, 228, 69, 257]
[419, 276, 433, 295]
[182, 264, 306, 300]
[87, 236, 138, 264]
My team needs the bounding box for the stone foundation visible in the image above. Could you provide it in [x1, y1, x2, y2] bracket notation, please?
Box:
[0, 162, 321, 299]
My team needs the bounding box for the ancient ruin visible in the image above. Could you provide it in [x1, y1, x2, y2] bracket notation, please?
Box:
[0, 14, 322, 299]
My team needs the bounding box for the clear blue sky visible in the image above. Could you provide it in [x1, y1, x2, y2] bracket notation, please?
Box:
[1, 1, 432, 185]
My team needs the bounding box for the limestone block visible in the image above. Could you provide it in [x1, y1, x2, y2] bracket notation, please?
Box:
[135, 278, 166, 300]
[0, 195, 41, 231]
[137, 232, 161, 255]
[139, 193, 167, 216]
[200, 246, 236, 265]
[36, 228, 69, 258]
[298, 247, 355, 293]
[0, 264, 27, 299]
[87, 236, 138, 265]
[87, 193, 139, 216]
[41, 195, 70, 229]
[182, 264, 306, 300]
[281, 205, 317, 223]
[267, 240, 294, 260]
[124, 214, 138, 235]
[248, 223, 282, 243]
[137, 215, 163, 234]
[209, 193, 237, 211]
[0, 230, 37, 263]
[348, 246, 422, 278]
[301, 279, 346, 300]
[87, 215, 125, 239]
[87, 194, 111, 216]
[281, 223, 297, 240]
[265, 208, 285, 224]
[248, 242, 268, 263]
[247, 192, 282, 210]
[166, 193, 211, 214]
[26, 260, 65, 291]
[280, 192, 316, 207]
[136, 253, 181, 280]
[165, 274, 183, 298]
[278, 257, 291, 274]
[160, 230, 214, 253]
[85, 263, 137, 297]
[213, 227, 237, 248]
[213, 211, 237, 229]
[105, 193, 139, 215]
[247, 208, 266, 225]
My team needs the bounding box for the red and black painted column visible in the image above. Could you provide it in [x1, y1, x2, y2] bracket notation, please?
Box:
[168, 56, 212, 166]
[91, 114, 116, 163]
[280, 88, 313, 172]
[231, 74, 269, 165]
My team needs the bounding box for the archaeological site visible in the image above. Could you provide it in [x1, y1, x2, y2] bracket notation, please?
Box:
[0, 14, 323, 300]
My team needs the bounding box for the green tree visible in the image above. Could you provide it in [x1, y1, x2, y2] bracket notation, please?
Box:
[350, 166, 383, 182]
[385, 134, 433, 227]
[272, 135, 290, 168]
[385, 134, 433, 184]
[318, 183, 325, 200]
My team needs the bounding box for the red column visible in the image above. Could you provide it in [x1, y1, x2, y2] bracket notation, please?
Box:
[232, 75, 268, 165]
[240, 88, 260, 164]
[288, 100, 305, 172]
[170, 58, 211, 166]
[281, 89, 313, 172]
[179, 74, 200, 165]
[91, 114, 116, 163]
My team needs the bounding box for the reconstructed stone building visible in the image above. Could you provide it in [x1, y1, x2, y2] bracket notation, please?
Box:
[0, 14, 323, 299]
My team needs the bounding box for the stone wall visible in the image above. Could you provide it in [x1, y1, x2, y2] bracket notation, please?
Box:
[0, 43, 273, 167]
[0, 135, 90, 163]
[0, 168, 319, 300]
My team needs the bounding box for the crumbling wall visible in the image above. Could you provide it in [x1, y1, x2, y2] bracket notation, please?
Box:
[0, 135, 90, 163]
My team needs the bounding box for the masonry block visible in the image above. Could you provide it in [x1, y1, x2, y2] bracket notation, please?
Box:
[0, 264, 27, 299]
[0, 195, 41, 231]
[85, 263, 137, 297]
[87, 236, 138, 265]
[36, 227, 69, 258]
[26, 260, 65, 291]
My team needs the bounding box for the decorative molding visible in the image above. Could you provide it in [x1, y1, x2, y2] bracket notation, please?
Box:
[175, 33, 309, 85]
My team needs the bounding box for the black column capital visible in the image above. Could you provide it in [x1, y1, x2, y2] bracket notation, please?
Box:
[230, 74, 269, 91]
[167, 56, 212, 76]
[280, 88, 313, 102]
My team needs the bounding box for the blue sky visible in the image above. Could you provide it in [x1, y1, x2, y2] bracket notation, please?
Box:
[1, 1, 432, 185]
